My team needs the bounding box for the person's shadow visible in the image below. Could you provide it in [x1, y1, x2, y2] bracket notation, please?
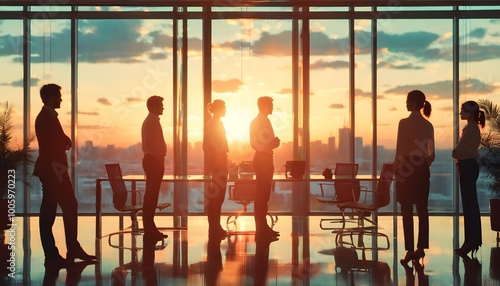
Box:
[142, 238, 159, 286]
[402, 261, 428, 286]
[254, 236, 278, 286]
[43, 261, 95, 286]
[462, 254, 481, 286]
[205, 236, 224, 286]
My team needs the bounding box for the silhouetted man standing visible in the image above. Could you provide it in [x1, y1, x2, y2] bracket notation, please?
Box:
[250, 96, 280, 238]
[141, 95, 168, 241]
[33, 83, 96, 266]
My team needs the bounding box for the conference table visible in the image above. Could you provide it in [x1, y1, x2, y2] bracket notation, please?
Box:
[95, 174, 379, 239]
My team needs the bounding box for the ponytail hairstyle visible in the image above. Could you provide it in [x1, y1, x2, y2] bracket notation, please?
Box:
[462, 101, 486, 128]
[408, 90, 432, 118]
[207, 99, 225, 115]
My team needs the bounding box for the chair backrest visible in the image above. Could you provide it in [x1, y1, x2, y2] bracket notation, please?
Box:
[229, 180, 257, 202]
[334, 163, 360, 202]
[375, 163, 394, 208]
[105, 164, 128, 211]
[334, 163, 359, 179]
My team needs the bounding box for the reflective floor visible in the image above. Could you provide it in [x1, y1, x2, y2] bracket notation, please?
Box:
[2, 215, 500, 285]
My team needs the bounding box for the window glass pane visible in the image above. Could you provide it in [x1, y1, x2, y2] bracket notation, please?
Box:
[0, 6, 22, 11]
[459, 18, 500, 212]
[354, 19, 373, 174]
[187, 19, 204, 212]
[0, 20, 24, 211]
[77, 19, 173, 213]
[77, 6, 173, 12]
[30, 6, 71, 12]
[377, 19, 454, 213]
[212, 18, 293, 213]
[29, 19, 71, 213]
[308, 19, 350, 213]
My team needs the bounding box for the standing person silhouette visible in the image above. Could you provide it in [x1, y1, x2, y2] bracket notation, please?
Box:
[250, 96, 280, 238]
[453, 101, 485, 256]
[33, 83, 97, 266]
[141, 95, 168, 241]
[395, 90, 435, 265]
[203, 99, 229, 238]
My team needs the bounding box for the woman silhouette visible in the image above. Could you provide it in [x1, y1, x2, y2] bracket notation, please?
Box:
[453, 101, 485, 256]
[395, 90, 435, 265]
[203, 100, 229, 238]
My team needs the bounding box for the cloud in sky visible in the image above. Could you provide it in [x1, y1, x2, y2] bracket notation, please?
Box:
[311, 59, 350, 70]
[377, 60, 424, 69]
[125, 97, 142, 104]
[97, 98, 112, 106]
[212, 78, 242, 93]
[79, 111, 99, 116]
[329, 103, 344, 109]
[1, 21, 500, 65]
[0, 77, 40, 87]
[355, 88, 372, 98]
[384, 78, 497, 99]
[469, 28, 487, 39]
[276, 88, 292, 94]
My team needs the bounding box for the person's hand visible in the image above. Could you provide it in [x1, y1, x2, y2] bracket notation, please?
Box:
[273, 137, 281, 148]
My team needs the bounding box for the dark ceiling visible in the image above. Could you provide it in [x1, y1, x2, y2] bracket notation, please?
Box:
[0, 0, 498, 7]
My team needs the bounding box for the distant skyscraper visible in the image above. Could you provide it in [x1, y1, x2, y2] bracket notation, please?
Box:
[338, 127, 351, 163]
[328, 136, 336, 163]
[355, 137, 363, 162]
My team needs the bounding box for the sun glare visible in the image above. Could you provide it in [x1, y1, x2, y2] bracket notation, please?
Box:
[222, 109, 253, 142]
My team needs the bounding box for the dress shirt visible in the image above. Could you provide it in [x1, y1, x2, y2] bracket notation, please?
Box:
[141, 112, 167, 158]
[453, 122, 480, 160]
[250, 113, 276, 154]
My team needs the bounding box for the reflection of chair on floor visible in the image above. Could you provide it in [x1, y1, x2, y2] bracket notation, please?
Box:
[110, 239, 166, 285]
[226, 180, 278, 234]
[105, 164, 171, 247]
[337, 163, 394, 231]
[316, 163, 360, 230]
[333, 234, 391, 286]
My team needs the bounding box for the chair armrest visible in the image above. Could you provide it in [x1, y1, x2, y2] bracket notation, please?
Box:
[353, 186, 371, 204]
[128, 190, 144, 205]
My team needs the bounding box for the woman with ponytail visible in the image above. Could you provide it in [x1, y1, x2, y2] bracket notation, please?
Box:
[203, 100, 229, 239]
[453, 101, 485, 257]
[395, 90, 435, 266]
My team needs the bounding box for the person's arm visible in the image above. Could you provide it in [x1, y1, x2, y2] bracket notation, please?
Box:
[427, 124, 435, 166]
[394, 120, 404, 171]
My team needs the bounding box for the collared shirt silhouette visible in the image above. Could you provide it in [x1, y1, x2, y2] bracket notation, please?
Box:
[141, 95, 168, 241]
[250, 96, 280, 238]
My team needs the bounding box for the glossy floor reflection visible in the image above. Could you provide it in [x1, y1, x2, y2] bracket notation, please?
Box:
[2, 215, 500, 285]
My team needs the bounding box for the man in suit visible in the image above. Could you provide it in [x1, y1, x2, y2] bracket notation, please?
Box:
[33, 83, 96, 266]
[141, 95, 168, 241]
[250, 96, 280, 238]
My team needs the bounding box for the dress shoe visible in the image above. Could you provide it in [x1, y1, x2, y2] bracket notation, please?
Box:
[44, 255, 73, 267]
[144, 231, 168, 242]
[400, 251, 414, 266]
[456, 243, 480, 257]
[209, 227, 228, 239]
[413, 248, 425, 263]
[256, 227, 279, 238]
[66, 248, 98, 262]
[256, 234, 279, 243]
